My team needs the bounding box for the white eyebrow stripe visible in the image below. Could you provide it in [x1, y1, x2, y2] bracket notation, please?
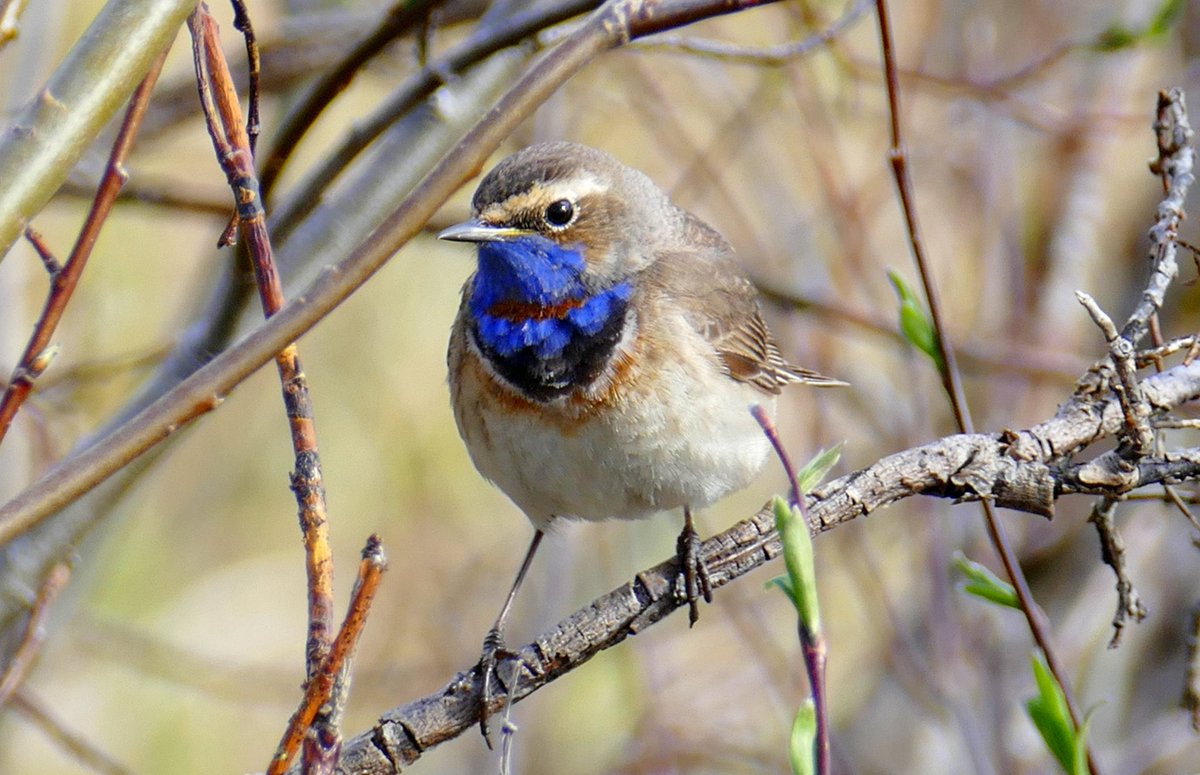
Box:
[541, 173, 608, 201]
[479, 174, 611, 222]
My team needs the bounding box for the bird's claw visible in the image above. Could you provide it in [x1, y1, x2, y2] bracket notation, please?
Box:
[676, 522, 713, 627]
[478, 627, 515, 748]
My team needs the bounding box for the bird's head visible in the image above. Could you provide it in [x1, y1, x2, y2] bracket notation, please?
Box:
[439, 142, 677, 302]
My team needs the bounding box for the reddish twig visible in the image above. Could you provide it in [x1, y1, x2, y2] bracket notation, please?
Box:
[751, 406, 829, 775]
[23, 227, 61, 274]
[269, 536, 388, 775]
[751, 405, 802, 508]
[0, 562, 70, 708]
[229, 0, 261, 156]
[188, 5, 337, 768]
[0, 47, 169, 448]
[873, 1, 1100, 772]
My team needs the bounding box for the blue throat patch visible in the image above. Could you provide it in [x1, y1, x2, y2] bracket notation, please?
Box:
[467, 235, 633, 398]
[469, 236, 632, 359]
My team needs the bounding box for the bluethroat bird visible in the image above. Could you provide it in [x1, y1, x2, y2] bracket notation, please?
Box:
[440, 142, 842, 739]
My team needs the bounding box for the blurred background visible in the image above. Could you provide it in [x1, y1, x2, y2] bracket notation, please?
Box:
[2, 0, 1200, 773]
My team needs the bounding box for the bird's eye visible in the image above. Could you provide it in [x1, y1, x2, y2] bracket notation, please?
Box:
[543, 199, 575, 227]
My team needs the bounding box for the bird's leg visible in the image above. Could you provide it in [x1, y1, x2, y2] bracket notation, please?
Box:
[676, 506, 713, 626]
[479, 529, 544, 748]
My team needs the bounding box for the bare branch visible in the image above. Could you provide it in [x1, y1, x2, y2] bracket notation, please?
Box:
[0, 48, 168, 447]
[258, 0, 440, 197]
[327, 356, 1200, 772]
[1076, 290, 1154, 456]
[1087, 499, 1146, 648]
[629, 0, 871, 63]
[0, 562, 69, 707]
[269, 537, 388, 775]
[1127, 88, 1194, 346]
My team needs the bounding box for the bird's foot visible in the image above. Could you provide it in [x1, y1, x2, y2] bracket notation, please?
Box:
[477, 626, 517, 749]
[675, 521, 713, 627]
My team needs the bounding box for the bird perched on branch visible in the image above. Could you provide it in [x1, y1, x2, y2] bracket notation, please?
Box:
[441, 141, 842, 741]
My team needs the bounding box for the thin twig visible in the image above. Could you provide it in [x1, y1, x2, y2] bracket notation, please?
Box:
[189, 6, 337, 770]
[269, 536, 388, 775]
[750, 407, 829, 775]
[0, 46, 169, 448]
[873, 1, 1099, 771]
[11, 689, 134, 775]
[23, 227, 61, 274]
[1133, 89, 1193, 348]
[631, 0, 871, 64]
[305, 536, 388, 775]
[1076, 291, 1154, 456]
[874, 0, 969, 429]
[258, 0, 439, 199]
[751, 405, 802, 507]
[756, 280, 1087, 381]
[268, 0, 603, 244]
[1137, 334, 1200, 367]
[229, 0, 261, 156]
[56, 177, 233, 216]
[1087, 498, 1147, 648]
[0, 562, 70, 708]
[1160, 483, 1200, 534]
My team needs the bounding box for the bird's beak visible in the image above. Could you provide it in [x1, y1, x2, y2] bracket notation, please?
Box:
[437, 219, 529, 243]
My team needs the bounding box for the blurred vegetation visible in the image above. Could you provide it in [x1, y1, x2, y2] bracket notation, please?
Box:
[1, 0, 1200, 773]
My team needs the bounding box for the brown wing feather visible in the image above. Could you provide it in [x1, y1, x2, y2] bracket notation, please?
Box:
[646, 215, 844, 395]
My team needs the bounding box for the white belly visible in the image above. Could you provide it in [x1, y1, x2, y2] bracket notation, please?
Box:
[450, 320, 774, 530]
